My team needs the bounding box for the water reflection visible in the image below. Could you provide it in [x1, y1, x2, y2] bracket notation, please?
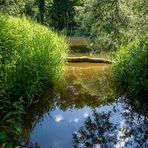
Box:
[73, 98, 148, 148]
[21, 63, 114, 147]
[21, 63, 148, 148]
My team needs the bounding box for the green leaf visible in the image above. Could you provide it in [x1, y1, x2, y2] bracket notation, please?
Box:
[144, 80, 148, 91]
[14, 122, 22, 134]
[0, 131, 7, 140]
[5, 143, 13, 148]
[2, 112, 13, 122]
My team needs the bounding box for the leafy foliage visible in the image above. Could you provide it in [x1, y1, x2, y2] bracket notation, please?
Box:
[112, 37, 148, 99]
[0, 98, 25, 147]
[50, 0, 77, 32]
[75, 0, 127, 51]
[24, 0, 53, 25]
[0, 0, 26, 16]
[75, 0, 147, 51]
[0, 0, 80, 32]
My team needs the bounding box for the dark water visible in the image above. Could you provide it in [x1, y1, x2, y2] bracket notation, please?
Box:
[21, 62, 148, 148]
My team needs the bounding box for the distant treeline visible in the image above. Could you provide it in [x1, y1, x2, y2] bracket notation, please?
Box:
[1, 0, 147, 51]
[0, 0, 80, 33]
[1, 0, 147, 52]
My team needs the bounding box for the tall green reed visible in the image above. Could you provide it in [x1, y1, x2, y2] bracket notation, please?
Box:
[112, 37, 148, 99]
[0, 15, 68, 146]
[0, 15, 68, 104]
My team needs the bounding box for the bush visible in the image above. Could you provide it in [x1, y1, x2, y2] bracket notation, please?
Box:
[112, 37, 148, 99]
[0, 15, 67, 145]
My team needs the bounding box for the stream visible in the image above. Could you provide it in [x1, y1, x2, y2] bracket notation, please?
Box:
[20, 56, 148, 148]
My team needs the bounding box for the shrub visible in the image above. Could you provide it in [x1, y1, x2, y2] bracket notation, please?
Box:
[112, 37, 148, 99]
[0, 15, 68, 145]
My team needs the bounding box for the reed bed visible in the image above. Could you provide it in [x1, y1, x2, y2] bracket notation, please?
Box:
[112, 37, 148, 99]
[0, 15, 68, 145]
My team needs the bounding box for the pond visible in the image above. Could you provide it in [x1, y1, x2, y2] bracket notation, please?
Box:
[20, 60, 148, 148]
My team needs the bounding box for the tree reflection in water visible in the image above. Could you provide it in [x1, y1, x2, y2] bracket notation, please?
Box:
[73, 98, 148, 148]
[19, 141, 40, 148]
[73, 111, 116, 148]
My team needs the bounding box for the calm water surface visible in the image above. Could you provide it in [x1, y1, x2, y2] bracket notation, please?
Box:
[21, 62, 148, 148]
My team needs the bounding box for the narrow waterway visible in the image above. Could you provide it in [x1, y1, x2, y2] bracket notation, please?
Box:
[20, 58, 148, 148]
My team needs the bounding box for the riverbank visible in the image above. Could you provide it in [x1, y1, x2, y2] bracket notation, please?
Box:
[0, 15, 67, 147]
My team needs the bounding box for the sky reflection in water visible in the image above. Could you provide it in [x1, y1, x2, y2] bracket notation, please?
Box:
[21, 63, 148, 148]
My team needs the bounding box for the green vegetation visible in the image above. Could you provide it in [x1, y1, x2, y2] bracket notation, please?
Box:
[50, 0, 78, 33]
[75, 0, 147, 51]
[0, 0, 26, 16]
[0, 0, 79, 33]
[112, 37, 148, 99]
[75, 0, 127, 51]
[1, 0, 147, 43]
[0, 15, 67, 146]
[0, 0, 148, 146]
[74, 0, 148, 99]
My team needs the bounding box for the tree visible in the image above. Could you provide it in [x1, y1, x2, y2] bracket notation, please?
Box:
[38, 0, 45, 24]
[75, 0, 128, 51]
[0, 0, 26, 16]
[75, 0, 147, 51]
[73, 102, 148, 147]
[24, 0, 53, 25]
[50, 0, 79, 33]
[122, 0, 148, 40]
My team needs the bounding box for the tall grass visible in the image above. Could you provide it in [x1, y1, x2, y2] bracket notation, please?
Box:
[112, 37, 148, 99]
[0, 15, 68, 145]
[0, 15, 68, 103]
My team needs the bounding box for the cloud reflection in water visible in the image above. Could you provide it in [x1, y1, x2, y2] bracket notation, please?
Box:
[54, 114, 64, 123]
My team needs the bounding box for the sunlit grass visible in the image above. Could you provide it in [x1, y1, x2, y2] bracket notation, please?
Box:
[0, 15, 68, 104]
[0, 15, 68, 145]
[112, 37, 148, 99]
